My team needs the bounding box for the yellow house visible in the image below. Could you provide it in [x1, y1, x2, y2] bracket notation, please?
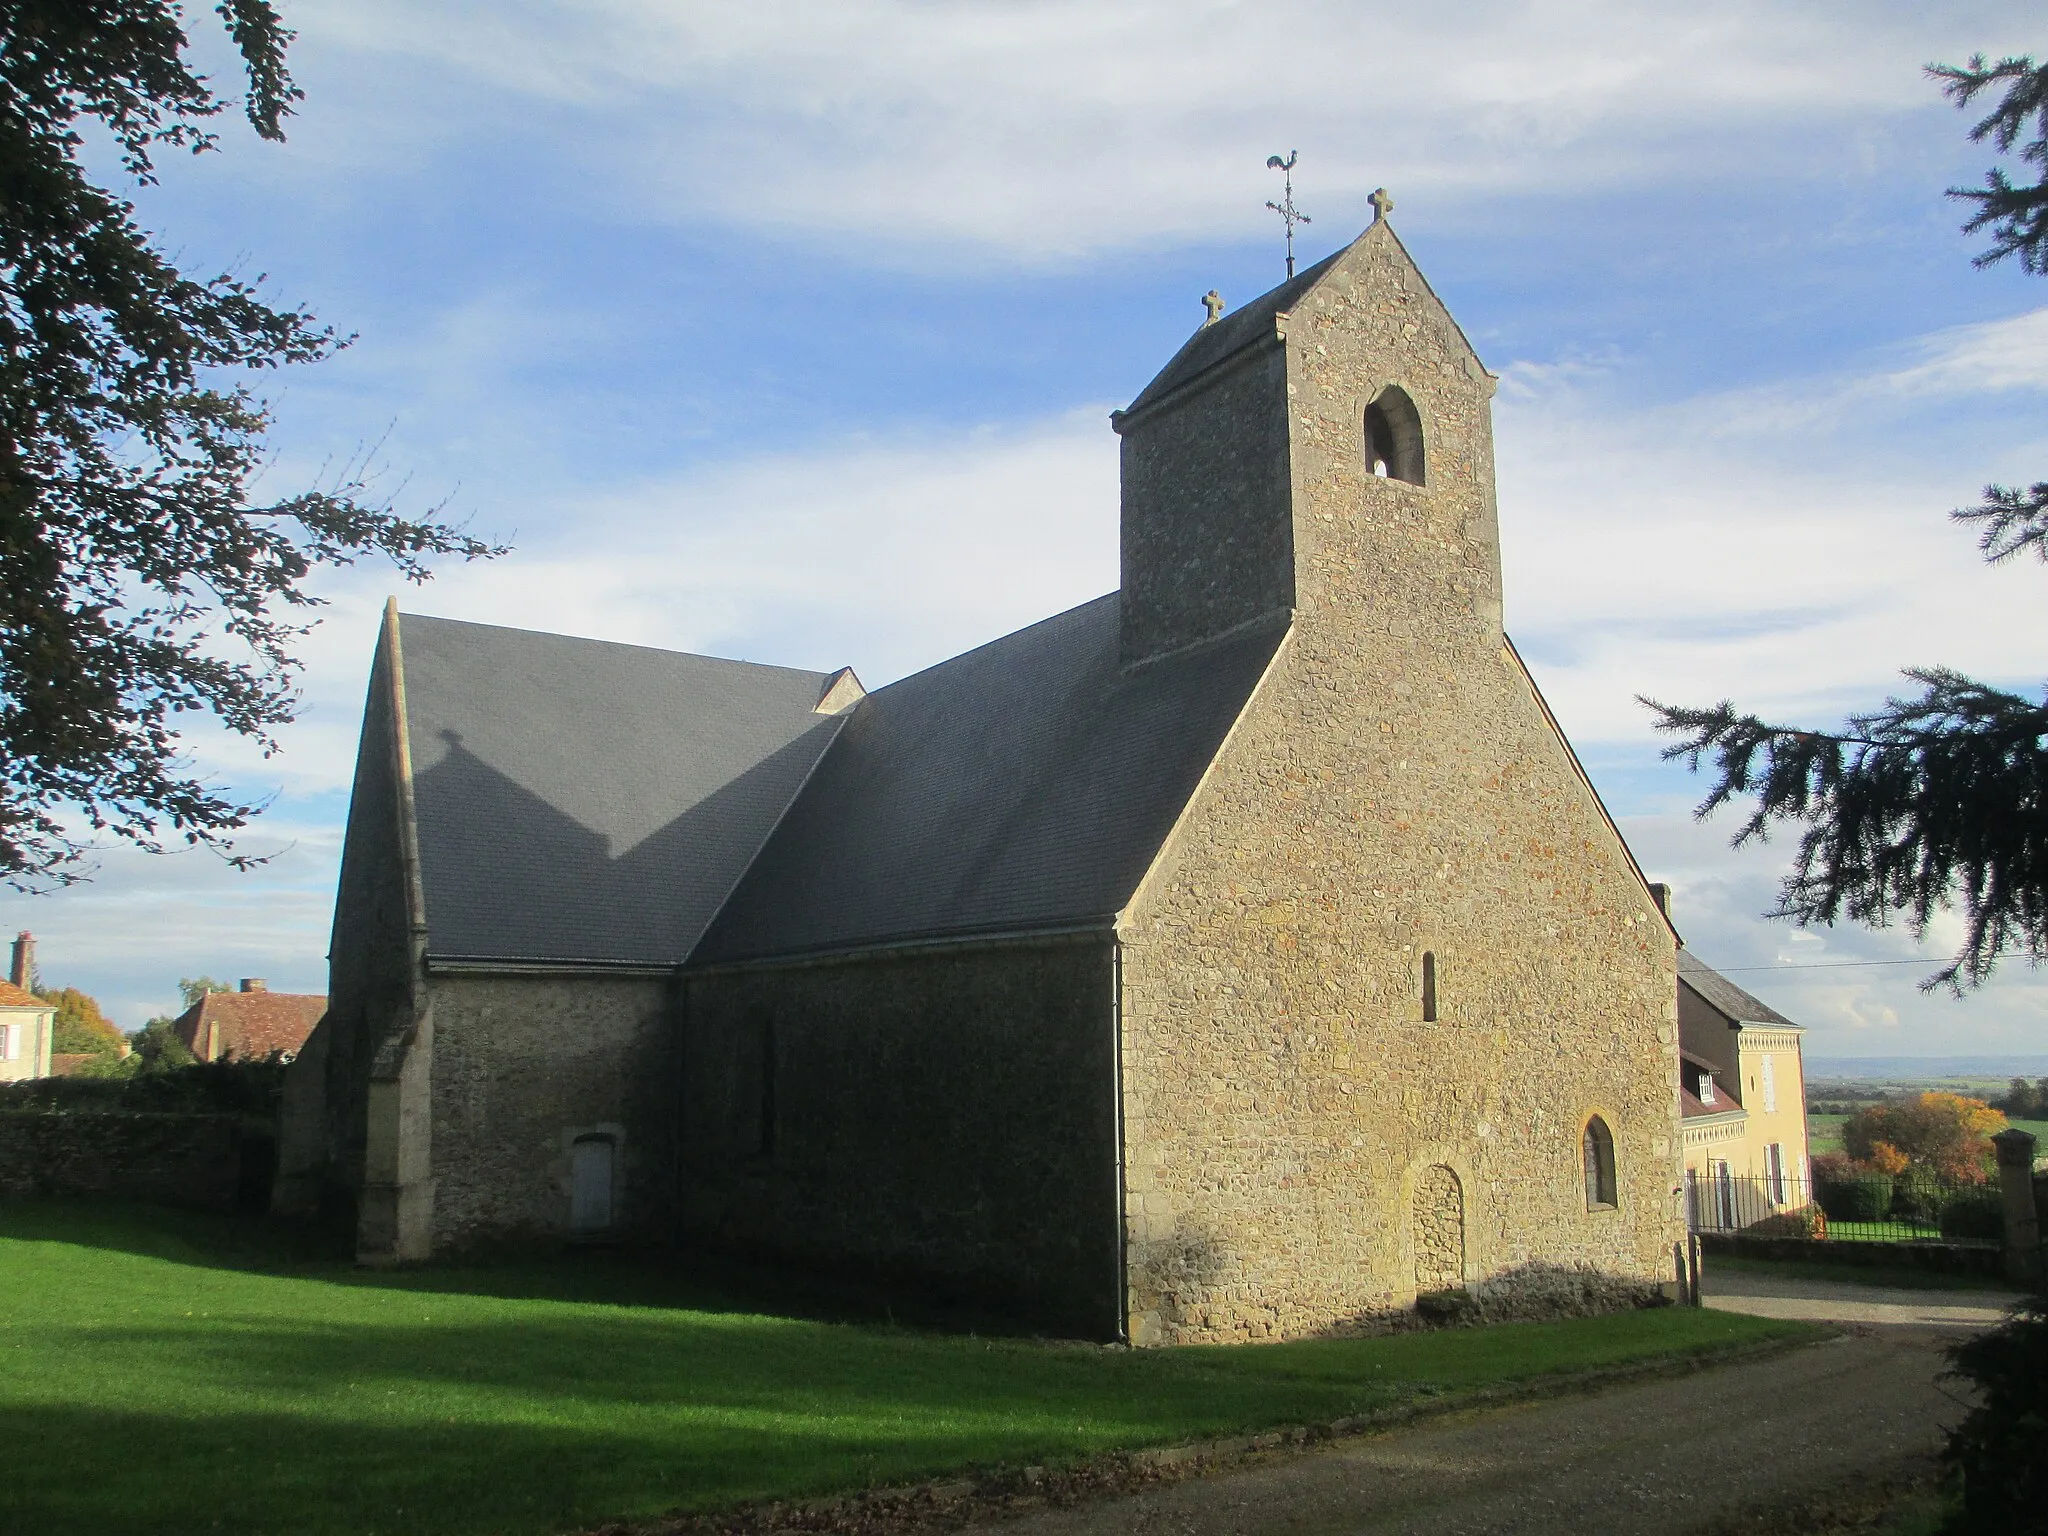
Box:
[1676, 948, 1809, 1229]
[1, 934, 55, 1082]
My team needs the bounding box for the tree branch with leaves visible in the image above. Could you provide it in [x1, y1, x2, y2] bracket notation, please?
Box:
[1645, 54, 2048, 992]
[0, 1, 503, 888]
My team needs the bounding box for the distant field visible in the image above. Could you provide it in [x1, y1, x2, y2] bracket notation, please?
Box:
[1804, 1113, 2048, 1159]
[1807, 1077, 2031, 1103]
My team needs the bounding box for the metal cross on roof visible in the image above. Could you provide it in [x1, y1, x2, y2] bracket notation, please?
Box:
[1265, 151, 1311, 279]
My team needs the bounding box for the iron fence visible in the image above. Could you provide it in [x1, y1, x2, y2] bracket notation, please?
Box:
[1685, 1168, 2003, 1248]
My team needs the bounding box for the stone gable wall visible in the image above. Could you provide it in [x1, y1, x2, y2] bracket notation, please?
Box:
[1116, 226, 1683, 1345]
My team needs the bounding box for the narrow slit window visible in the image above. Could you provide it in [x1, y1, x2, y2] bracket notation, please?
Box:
[759, 1018, 777, 1157]
[1421, 951, 1438, 1022]
[1583, 1116, 1617, 1211]
[739, 1014, 777, 1158]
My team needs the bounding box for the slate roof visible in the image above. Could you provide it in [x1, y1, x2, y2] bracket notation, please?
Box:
[1121, 250, 1343, 418]
[174, 991, 326, 1060]
[1678, 950, 1801, 1029]
[396, 614, 848, 966]
[693, 594, 1288, 966]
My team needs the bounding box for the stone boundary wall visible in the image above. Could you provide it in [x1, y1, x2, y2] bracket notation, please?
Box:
[0, 1111, 272, 1212]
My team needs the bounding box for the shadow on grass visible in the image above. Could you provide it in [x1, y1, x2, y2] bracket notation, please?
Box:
[3, 1201, 1816, 1536]
[0, 1401, 945, 1536]
[1709, 1252, 2022, 1295]
[0, 1198, 1040, 1333]
[4, 1306, 1806, 1536]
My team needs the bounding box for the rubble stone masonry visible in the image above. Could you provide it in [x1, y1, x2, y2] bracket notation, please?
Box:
[1114, 224, 1683, 1345]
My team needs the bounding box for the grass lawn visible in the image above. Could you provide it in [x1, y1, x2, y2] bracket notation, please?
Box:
[1, 1201, 1812, 1536]
[1825, 1220, 1943, 1243]
[1807, 1112, 1848, 1157]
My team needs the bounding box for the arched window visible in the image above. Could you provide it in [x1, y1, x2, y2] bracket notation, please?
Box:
[1583, 1116, 1617, 1211]
[1420, 951, 1438, 1022]
[570, 1134, 615, 1232]
[1364, 385, 1426, 485]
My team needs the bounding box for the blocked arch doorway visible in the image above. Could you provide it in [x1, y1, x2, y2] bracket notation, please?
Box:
[1412, 1163, 1465, 1292]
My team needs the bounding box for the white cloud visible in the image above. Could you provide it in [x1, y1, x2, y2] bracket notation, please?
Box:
[1497, 305, 2048, 742]
[1619, 812, 2048, 1061]
[1493, 304, 2048, 1054]
[1894, 306, 2048, 396]
[0, 827, 340, 1031]
[284, 0, 2017, 260]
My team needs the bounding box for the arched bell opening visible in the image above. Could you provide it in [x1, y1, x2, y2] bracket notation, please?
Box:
[1364, 385, 1427, 486]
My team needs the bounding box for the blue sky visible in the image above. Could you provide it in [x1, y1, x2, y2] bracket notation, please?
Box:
[6, 0, 2046, 1059]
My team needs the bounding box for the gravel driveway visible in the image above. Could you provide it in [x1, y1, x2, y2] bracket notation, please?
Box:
[955, 1274, 2012, 1536]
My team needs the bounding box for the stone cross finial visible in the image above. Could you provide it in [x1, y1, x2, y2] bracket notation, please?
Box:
[1369, 187, 1394, 223]
[1202, 289, 1224, 327]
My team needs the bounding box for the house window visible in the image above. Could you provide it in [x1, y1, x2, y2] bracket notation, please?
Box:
[1421, 951, 1438, 1022]
[569, 1134, 615, 1233]
[1765, 1142, 1786, 1204]
[1363, 385, 1426, 485]
[0, 1023, 13, 1060]
[1695, 1066, 1715, 1105]
[1760, 1053, 1777, 1113]
[1582, 1116, 1617, 1210]
[738, 1014, 776, 1157]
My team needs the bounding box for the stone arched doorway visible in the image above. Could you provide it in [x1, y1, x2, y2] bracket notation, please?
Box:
[1412, 1164, 1466, 1292]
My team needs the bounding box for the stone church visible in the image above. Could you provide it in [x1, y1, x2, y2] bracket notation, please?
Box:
[280, 207, 1687, 1344]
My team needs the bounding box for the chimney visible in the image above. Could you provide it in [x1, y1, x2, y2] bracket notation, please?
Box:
[239, 978, 266, 992]
[1648, 883, 1672, 921]
[10, 932, 32, 991]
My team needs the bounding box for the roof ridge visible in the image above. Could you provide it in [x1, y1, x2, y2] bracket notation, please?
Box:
[398, 610, 838, 683]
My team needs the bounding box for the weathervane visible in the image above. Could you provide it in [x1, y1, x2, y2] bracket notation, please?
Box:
[1265, 151, 1310, 278]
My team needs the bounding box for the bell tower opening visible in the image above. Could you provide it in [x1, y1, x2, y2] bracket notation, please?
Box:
[1364, 385, 1426, 485]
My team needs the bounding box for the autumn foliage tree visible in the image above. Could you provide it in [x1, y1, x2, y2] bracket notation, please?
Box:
[1840, 1091, 2007, 1180]
[42, 983, 122, 1057]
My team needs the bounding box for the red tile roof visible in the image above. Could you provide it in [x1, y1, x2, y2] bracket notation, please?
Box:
[1679, 1050, 1745, 1119]
[0, 981, 49, 1009]
[174, 990, 325, 1060]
